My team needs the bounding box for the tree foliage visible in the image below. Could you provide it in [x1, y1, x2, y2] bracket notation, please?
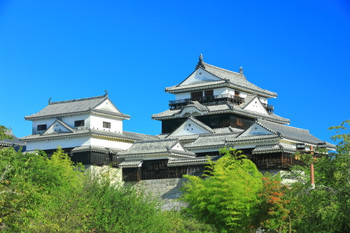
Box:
[282, 120, 350, 232]
[0, 125, 13, 141]
[182, 147, 263, 232]
[258, 175, 291, 232]
[0, 146, 215, 232]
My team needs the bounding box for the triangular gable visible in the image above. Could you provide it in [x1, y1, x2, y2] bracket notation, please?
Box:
[42, 119, 74, 135]
[170, 142, 186, 152]
[168, 117, 213, 137]
[179, 68, 221, 86]
[243, 96, 268, 115]
[94, 98, 121, 114]
[239, 122, 274, 137]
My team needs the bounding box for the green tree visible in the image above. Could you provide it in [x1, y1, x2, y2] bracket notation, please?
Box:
[0, 146, 215, 232]
[182, 147, 263, 232]
[257, 174, 292, 233]
[283, 120, 350, 232]
[0, 147, 85, 231]
[0, 125, 12, 141]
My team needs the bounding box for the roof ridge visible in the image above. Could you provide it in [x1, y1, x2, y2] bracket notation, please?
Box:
[50, 94, 107, 105]
[203, 62, 244, 77]
[134, 138, 177, 144]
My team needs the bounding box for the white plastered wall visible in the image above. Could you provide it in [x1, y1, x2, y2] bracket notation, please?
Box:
[90, 115, 123, 133]
[32, 114, 91, 134]
[172, 119, 210, 136]
[32, 119, 56, 134]
[26, 136, 90, 151]
[62, 114, 90, 129]
[175, 92, 191, 100]
[181, 68, 220, 86]
[94, 99, 121, 113]
[244, 97, 268, 115]
[172, 142, 186, 151]
[90, 137, 133, 150]
[213, 88, 247, 98]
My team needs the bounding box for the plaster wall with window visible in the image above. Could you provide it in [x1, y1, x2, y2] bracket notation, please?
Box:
[90, 115, 123, 133]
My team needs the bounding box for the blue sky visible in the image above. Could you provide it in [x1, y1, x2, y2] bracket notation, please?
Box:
[0, 0, 349, 143]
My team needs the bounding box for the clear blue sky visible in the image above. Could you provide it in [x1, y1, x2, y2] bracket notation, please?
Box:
[0, 0, 349, 143]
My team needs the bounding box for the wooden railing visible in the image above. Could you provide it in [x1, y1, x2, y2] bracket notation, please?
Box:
[169, 94, 245, 109]
[251, 156, 304, 170]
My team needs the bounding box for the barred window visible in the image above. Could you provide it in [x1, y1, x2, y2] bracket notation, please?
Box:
[37, 124, 47, 131]
[74, 120, 85, 127]
[103, 121, 111, 129]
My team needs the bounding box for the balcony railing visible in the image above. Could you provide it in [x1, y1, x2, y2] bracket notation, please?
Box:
[169, 94, 245, 109]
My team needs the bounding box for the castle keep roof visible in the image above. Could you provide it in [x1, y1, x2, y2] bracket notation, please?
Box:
[165, 55, 277, 98]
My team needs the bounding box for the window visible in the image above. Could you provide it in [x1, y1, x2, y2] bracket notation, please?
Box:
[103, 121, 111, 129]
[235, 91, 240, 96]
[236, 118, 244, 127]
[191, 91, 203, 100]
[204, 90, 213, 97]
[37, 124, 47, 131]
[74, 120, 85, 127]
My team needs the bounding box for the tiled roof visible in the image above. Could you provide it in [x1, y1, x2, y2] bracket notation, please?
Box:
[213, 127, 244, 134]
[226, 134, 280, 143]
[252, 143, 295, 154]
[167, 157, 210, 167]
[166, 58, 277, 98]
[256, 119, 325, 145]
[185, 133, 240, 150]
[152, 103, 290, 124]
[0, 130, 26, 147]
[71, 145, 111, 154]
[184, 101, 209, 112]
[21, 128, 156, 142]
[118, 139, 196, 158]
[119, 160, 143, 168]
[25, 94, 130, 120]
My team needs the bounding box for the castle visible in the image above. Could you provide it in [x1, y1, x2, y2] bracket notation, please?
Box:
[21, 55, 335, 181]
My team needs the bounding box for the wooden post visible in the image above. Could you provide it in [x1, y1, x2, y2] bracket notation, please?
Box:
[310, 145, 315, 189]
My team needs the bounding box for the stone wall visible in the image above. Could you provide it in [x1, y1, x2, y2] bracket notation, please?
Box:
[125, 178, 187, 211]
[85, 166, 187, 210]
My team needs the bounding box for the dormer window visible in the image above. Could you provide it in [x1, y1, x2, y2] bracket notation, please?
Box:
[74, 120, 85, 127]
[37, 124, 47, 131]
[103, 121, 111, 129]
[235, 91, 240, 96]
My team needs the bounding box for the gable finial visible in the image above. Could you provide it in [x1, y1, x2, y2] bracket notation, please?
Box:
[239, 66, 244, 74]
[48, 97, 52, 104]
[104, 90, 108, 97]
[196, 53, 205, 69]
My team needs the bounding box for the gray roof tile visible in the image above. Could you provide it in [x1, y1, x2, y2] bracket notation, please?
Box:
[118, 139, 195, 158]
[25, 94, 130, 120]
[252, 143, 295, 154]
[256, 119, 325, 145]
[152, 103, 290, 124]
[21, 128, 156, 142]
[0, 130, 26, 147]
[166, 60, 277, 98]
